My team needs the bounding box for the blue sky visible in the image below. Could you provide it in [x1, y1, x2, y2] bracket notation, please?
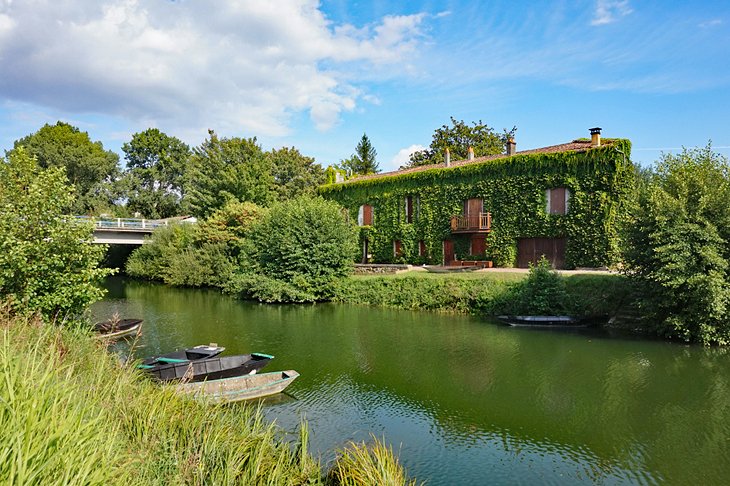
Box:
[1, 0, 728, 171]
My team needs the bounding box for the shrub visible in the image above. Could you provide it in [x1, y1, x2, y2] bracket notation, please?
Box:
[235, 196, 358, 302]
[622, 145, 730, 344]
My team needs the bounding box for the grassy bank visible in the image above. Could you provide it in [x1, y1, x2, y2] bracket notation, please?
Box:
[0, 311, 416, 485]
[333, 270, 636, 319]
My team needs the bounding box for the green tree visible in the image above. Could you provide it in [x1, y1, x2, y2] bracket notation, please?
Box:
[0, 148, 112, 319]
[10, 122, 120, 214]
[401, 117, 515, 169]
[185, 131, 273, 218]
[338, 133, 379, 176]
[230, 196, 358, 302]
[268, 147, 325, 200]
[121, 128, 190, 218]
[622, 144, 730, 344]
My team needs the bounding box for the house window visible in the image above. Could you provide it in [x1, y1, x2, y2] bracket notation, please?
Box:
[404, 196, 413, 223]
[418, 240, 427, 257]
[393, 240, 403, 257]
[358, 204, 374, 226]
[546, 188, 570, 215]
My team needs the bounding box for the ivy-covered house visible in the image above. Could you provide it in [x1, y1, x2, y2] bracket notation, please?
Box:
[319, 128, 633, 269]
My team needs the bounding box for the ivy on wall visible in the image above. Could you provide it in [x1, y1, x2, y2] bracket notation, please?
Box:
[319, 140, 633, 268]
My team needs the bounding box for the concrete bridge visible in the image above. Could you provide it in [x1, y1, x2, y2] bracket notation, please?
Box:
[77, 217, 171, 245]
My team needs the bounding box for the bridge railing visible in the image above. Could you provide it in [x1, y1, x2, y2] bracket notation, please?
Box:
[74, 216, 169, 231]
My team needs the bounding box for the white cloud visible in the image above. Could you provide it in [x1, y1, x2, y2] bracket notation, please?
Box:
[591, 0, 633, 26]
[388, 144, 426, 171]
[0, 0, 427, 137]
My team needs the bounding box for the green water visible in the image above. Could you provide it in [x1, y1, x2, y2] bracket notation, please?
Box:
[96, 277, 730, 485]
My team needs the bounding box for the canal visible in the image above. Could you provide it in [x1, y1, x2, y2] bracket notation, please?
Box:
[95, 277, 730, 485]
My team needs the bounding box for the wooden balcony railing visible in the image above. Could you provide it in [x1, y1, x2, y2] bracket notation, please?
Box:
[450, 212, 491, 233]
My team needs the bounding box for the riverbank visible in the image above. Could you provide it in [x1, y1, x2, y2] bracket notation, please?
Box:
[333, 270, 636, 320]
[0, 311, 416, 485]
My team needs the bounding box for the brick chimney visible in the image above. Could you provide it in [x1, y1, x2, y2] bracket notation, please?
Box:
[445, 148, 451, 167]
[506, 137, 516, 156]
[590, 127, 602, 147]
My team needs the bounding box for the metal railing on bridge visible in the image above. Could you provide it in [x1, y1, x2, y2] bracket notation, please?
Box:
[74, 216, 169, 232]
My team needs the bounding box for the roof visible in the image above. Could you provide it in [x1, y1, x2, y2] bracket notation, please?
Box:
[343, 139, 614, 184]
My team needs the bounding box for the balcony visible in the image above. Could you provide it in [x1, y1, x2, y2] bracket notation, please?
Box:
[450, 212, 491, 233]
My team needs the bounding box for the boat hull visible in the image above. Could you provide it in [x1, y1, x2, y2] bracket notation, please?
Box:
[497, 315, 589, 328]
[144, 353, 273, 382]
[175, 370, 299, 403]
[94, 319, 143, 339]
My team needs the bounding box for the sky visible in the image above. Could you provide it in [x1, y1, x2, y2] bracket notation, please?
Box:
[1, 0, 729, 172]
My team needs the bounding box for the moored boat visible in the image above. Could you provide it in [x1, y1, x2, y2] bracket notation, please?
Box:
[175, 370, 299, 403]
[94, 318, 143, 339]
[138, 344, 225, 371]
[497, 315, 589, 328]
[142, 353, 274, 382]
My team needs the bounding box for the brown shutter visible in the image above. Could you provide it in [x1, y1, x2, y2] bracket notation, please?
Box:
[549, 188, 566, 214]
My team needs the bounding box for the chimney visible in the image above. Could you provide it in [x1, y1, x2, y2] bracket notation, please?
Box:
[445, 148, 451, 167]
[590, 127, 602, 147]
[506, 137, 516, 156]
[467, 146, 474, 161]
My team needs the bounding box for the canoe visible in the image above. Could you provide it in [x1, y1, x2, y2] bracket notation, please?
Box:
[138, 344, 225, 371]
[143, 353, 274, 382]
[94, 318, 143, 339]
[497, 315, 589, 328]
[175, 370, 299, 403]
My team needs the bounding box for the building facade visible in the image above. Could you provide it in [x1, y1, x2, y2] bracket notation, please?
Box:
[320, 129, 633, 269]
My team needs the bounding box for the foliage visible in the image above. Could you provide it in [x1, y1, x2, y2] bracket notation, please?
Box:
[402, 117, 515, 169]
[622, 145, 730, 344]
[126, 222, 236, 288]
[326, 436, 419, 486]
[489, 257, 569, 315]
[337, 133, 379, 176]
[10, 121, 121, 214]
[232, 196, 358, 302]
[321, 140, 634, 269]
[185, 131, 273, 218]
[0, 148, 112, 319]
[269, 146, 326, 200]
[121, 128, 190, 218]
[334, 271, 631, 319]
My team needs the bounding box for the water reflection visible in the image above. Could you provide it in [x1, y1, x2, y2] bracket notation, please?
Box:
[96, 277, 730, 485]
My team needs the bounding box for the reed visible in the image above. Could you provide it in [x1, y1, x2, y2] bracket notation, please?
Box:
[326, 437, 419, 486]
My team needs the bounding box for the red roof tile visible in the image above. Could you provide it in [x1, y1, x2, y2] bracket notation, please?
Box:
[343, 139, 610, 183]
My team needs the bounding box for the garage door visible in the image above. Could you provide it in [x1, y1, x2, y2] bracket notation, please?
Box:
[517, 238, 566, 269]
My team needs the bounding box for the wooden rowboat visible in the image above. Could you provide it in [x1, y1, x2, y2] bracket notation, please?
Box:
[142, 353, 274, 382]
[175, 370, 299, 403]
[94, 318, 143, 339]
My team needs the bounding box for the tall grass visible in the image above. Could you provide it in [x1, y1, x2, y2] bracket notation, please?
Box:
[326, 437, 420, 486]
[0, 309, 416, 485]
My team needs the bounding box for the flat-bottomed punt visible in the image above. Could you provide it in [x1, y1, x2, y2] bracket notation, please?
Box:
[94, 318, 143, 339]
[497, 315, 590, 328]
[139, 344, 225, 372]
[143, 353, 274, 382]
[175, 370, 299, 403]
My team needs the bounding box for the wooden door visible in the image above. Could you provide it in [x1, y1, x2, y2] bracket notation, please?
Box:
[466, 198, 483, 216]
[443, 240, 455, 265]
[517, 238, 566, 268]
[470, 235, 486, 256]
